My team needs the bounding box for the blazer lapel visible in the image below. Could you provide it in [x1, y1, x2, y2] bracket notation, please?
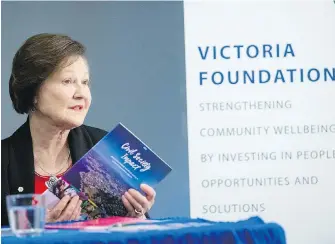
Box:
[9, 119, 35, 194]
[68, 125, 94, 164]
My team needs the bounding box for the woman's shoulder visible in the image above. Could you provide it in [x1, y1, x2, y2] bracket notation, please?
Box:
[1, 137, 10, 146]
[1, 137, 10, 165]
[2, 134, 14, 163]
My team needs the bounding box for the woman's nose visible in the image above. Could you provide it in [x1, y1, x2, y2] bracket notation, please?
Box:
[73, 90, 84, 99]
[73, 83, 86, 99]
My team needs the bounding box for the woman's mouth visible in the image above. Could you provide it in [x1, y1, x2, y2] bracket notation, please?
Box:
[70, 105, 83, 111]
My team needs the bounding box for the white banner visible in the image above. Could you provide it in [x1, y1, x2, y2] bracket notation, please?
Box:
[184, 1, 335, 243]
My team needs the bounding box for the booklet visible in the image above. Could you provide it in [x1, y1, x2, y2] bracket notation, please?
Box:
[43, 123, 172, 220]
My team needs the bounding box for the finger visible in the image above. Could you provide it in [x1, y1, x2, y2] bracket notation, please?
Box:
[50, 195, 71, 219]
[58, 196, 79, 222]
[71, 200, 82, 220]
[140, 184, 156, 201]
[124, 191, 146, 213]
[73, 205, 82, 221]
[75, 206, 82, 220]
[128, 189, 149, 210]
[45, 209, 53, 223]
[122, 194, 135, 214]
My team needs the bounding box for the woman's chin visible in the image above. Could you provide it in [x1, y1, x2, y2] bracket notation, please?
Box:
[58, 118, 85, 130]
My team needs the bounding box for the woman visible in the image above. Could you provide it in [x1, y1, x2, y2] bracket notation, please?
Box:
[1, 33, 156, 226]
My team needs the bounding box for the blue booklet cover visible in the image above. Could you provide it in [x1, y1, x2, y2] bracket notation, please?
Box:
[44, 123, 172, 220]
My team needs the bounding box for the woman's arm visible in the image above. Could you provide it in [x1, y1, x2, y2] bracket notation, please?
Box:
[1, 138, 11, 227]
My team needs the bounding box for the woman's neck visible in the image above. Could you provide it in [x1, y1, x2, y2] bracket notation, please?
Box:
[29, 113, 71, 174]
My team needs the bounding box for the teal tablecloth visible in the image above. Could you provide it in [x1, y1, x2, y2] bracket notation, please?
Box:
[1, 216, 286, 244]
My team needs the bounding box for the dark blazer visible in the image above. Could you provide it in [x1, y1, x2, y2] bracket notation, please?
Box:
[1, 118, 148, 227]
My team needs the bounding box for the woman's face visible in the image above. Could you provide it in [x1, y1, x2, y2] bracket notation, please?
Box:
[35, 56, 92, 129]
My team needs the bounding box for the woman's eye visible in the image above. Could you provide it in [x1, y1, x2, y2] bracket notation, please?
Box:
[62, 79, 72, 84]
[82, 80, 90, 85]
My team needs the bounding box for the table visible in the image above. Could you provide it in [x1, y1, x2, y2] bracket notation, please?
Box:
[1, 216, 286, 243]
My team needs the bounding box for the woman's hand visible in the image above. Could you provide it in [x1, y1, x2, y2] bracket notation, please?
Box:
[122, 184, 156, 218]
[46, 195, 82, 223]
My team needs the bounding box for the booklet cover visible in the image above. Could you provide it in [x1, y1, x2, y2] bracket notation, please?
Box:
[43, 123, 172, 220]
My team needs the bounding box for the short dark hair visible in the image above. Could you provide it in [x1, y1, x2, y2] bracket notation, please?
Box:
[9, 33, 86, 114]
